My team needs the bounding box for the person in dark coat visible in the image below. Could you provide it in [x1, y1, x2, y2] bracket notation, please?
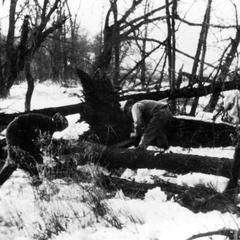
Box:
[0, 113, 68, 186]
[124, 99, 173, 150]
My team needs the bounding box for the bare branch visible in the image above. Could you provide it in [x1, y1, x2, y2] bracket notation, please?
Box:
[120, 43, 161, 83]
[41, 17, 67, 43]
[176, 15, 237, 29]
[120, 16, 167, 39]
[119, 1, 175, 31]
[117, 0, 144, 26]
[45, 0, 60, 22]
[41, 0, 49, 23]
[186, 228, 239, 240]
[125, 36, 216, 68]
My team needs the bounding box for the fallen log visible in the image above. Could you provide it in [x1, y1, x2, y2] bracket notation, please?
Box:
[0, 102, 92, 126]
[167, 117, 235, 147]
[100, 175, 186, 199]
[100, 175, 240, 214]
[60, 140, 234, 178]
[120, 78, 240, 102]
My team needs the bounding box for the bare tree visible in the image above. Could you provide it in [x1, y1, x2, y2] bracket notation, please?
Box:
[188, 0, 212, 116]
[204, 26, 240, 112]
[139, 0, 150, 88]
[0, 0, 67, 106]
[95, 0, 170, 89]
[165, 0, 177, 112]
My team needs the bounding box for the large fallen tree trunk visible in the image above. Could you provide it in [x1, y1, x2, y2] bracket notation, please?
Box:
[59, 140, 233, 178]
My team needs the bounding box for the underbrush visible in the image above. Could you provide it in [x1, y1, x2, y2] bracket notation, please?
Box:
[29, 138, 124, 239]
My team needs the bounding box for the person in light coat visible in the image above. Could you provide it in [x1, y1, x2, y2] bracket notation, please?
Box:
[124, 99, 173, 150]
[213, 90, 240, 124]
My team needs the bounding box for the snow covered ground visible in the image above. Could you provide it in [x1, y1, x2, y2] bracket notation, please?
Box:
[0, 81, 238, 240]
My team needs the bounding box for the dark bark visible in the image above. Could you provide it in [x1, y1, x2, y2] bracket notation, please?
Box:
[224, 137, 240, 198]
[101, 174, 191, 199]
[95, 2, 120, 76]
[24, 61, 34, 111]
[167, 117, 235, 148]
[189, 0, 211, 116]
[76, 68, 131, 145]
[0, 0, 18, 97]
[61, 140, 233, 179]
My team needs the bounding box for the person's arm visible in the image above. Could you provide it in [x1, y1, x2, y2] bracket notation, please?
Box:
[131, 103, 143, 137]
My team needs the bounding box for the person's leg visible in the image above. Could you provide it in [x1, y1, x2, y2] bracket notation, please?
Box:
[17, 150, 42, 186]
[155, 134, 169, 150]
[140, 108, 172, 149]
[154, 108, 173, 149]
[139, 114, 163, 149]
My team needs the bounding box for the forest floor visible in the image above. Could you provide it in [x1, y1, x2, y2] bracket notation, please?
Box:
[0, 81, 239, 240]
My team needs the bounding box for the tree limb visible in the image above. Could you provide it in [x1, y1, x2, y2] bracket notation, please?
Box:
[186, 228, 239, 240]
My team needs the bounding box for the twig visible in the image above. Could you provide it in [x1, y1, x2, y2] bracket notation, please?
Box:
[186, 228, 239, 240]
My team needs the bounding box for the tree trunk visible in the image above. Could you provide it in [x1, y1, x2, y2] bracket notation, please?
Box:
[0, 1, 67, 98]
[189, 0, 212, 116]
[0, 0, 18, 97]
[24, 61, 34, 111]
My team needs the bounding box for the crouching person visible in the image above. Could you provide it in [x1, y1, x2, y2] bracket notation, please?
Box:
[0, 113, 68, 187]
[124, 99, 173, 150]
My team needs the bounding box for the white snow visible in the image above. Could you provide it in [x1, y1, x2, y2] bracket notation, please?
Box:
[0, 81, 82, 113]
[0, 81, 239, 240]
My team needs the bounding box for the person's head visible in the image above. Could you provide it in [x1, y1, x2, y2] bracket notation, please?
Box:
[52, 113, 68, 131]
[123, 99, 135, 118]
